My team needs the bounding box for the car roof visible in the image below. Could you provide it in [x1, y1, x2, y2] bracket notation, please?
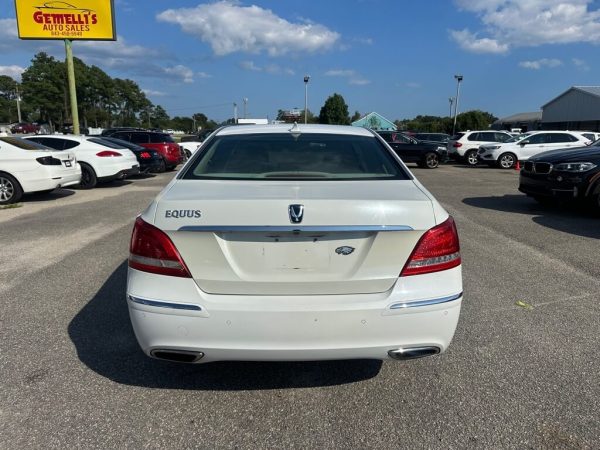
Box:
[214, 124, 375, 137]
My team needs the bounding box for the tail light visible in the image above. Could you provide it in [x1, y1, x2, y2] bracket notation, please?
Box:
[36, 156, 62, 165]
[400, 217, 461, 276]
[453, 142, 462, 148]
[96, 150, 122, 157]
[140, 152, 151, 159]
[129, 217, 192, 278]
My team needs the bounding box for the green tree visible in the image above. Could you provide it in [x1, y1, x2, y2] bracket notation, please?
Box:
[0, 75, 19, 123]
[350, 110, 361, 122]
[21, 52, 67, 128]
[319, 93, 350, 125]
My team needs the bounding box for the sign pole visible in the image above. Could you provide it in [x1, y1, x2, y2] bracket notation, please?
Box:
[64, 39, 80, 135]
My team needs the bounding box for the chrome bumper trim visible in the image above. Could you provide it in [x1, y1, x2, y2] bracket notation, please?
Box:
[390, 292, 462, 310]
[178, 225, 414, 232]
[128, 295, 202, 311]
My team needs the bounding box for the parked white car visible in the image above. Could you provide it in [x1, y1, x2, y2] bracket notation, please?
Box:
[478, 131, 592, 169]
[0, 136, 81, 204]
[178, 129, 215, 158]
[24, 135, 139, 188]
[448, 130, 513, 166]
[127, 124, 463, 364]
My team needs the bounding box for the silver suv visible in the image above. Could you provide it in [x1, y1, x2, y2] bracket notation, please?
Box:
[448, 130, 513, 166]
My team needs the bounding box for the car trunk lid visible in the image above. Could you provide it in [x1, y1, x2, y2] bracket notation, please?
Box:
[153, 180, 436, 295]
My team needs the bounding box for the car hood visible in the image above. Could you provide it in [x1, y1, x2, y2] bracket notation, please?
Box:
[530, 146, 600, 162]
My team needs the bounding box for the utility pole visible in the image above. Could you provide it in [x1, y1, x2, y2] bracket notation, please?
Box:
[452, 75, 463, 136]
[15, 82, 22, 123]
[243, 97, 248, 119]
[65, 39, 80, 134]
[233, 102, 238, 123]
[448, 97, 454, 118]
[304, 75, 310, 124]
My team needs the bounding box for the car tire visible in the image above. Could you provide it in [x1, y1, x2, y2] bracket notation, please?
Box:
[76, 163, 97, 189]
[158, 159, 166, 173]
[464, 150, 479, 166]
[422, 152, 440, 169]
[497, 152, 517, 169]
[184, 149, 192, 159]
[0, 173, 23, 205]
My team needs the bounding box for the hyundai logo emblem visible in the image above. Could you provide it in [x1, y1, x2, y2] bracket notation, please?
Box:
[288, 204, 304, 223]
[335, 246, 355, 255]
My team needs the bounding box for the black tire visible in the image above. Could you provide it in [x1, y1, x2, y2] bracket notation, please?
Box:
[184, 149, 192, 159]
[158, 159, 166, 173]
[0, 173, 23, 205]
[422, 152, 439, 169]
[497, 152, 517, 169]
[76, 163, 97, 189]
[464, 150, 479, 166]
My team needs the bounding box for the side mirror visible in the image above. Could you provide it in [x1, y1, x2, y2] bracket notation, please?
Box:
[520, 140, 530, 146]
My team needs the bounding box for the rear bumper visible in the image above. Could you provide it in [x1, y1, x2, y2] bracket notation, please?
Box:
[126, 267, 463, 363]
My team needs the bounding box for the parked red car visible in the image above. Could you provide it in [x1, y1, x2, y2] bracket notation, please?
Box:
[100, 130, 183, 171]
[11, 122, 40, 134]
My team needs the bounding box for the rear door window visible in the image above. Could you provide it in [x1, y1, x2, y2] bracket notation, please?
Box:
[130, 133, 150, 144]
[149, 133, 175, 143]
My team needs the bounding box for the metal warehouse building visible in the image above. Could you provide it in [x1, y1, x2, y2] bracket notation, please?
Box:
[541, 86, 600, 131]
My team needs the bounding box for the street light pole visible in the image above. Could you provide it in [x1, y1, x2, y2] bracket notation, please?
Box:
[448, 97, 454, 118]
[452, 75, 463, 136]
[16, 82, 22, 123]
[303, 75, 310, 124]
[243, 97, 248, 119]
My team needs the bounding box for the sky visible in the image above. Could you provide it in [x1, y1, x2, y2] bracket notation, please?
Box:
[2, 0, 600, 122]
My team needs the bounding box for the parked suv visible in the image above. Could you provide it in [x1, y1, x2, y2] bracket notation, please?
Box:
[448, 130, 512, 166]
[478, 131, 592, 169]
[377, 131, 448, 168]
[101, 130, 183, 171]
[10, 122, 40, 134]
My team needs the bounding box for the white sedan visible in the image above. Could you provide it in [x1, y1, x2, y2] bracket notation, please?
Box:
[127, 124, 463, 364]
[24, 135, 139, 188]
[0, 136, 81, 204]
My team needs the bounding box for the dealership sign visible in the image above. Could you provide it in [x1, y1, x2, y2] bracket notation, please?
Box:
[14, 0, 116, 40]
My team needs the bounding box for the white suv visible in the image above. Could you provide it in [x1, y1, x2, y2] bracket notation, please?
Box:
[448, 130, 513, 166]
[478, 131, 592, 169]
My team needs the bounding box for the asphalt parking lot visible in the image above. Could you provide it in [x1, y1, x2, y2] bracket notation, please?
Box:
[1, 165, 599, 448]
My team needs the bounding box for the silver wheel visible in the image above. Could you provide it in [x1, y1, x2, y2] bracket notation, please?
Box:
[465, 150, 478, 166]
[424, 152, 439, 169]
[0, 174, 23, 204]
[498, 153, 516, 169]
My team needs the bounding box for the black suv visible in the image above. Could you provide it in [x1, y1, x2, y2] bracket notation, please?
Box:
[519, 142, 600, 213]
[377, 131, 448, 168]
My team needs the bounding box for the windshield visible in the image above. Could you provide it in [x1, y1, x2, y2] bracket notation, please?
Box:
[182, 133, 409, 180]
[0, 136, 50, 150]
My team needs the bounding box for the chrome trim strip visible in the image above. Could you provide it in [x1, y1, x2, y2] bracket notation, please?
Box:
[128, 295, 202, 311]
[178, 225, 414, 232]
[390, 292, 462, 309]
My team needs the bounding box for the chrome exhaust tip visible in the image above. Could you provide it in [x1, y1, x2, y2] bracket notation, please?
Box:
[150, 349, 204, 363]
[388, 346, 440, 360]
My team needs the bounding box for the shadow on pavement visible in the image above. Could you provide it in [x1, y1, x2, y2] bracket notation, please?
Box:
[96, 179, 133, 188]
[68, 261, 382, 390]
[463, 194, 600, 239]
[25, 188, 76, 202]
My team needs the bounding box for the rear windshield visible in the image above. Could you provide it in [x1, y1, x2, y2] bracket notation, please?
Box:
[0, 136, 49, 150]
[451, 133, 465, 140]
[182, 133, 409, 180]
[149, 133, 174, 143]
[88, 137, 127, 149]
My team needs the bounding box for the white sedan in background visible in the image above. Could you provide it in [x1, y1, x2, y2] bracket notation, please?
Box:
[478, 131, 592, 169]
[0, 136, 81, 204]
[127, 124, 463, 364]
[24, 135, 139, 188]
